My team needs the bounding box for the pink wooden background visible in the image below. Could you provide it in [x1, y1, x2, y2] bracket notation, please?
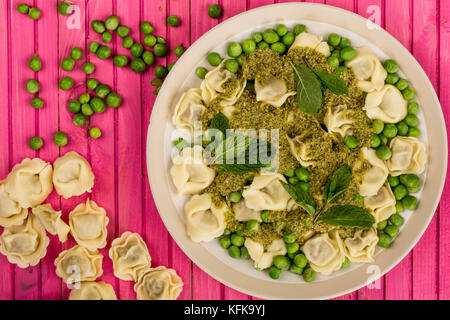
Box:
[0, 0, 448, 300]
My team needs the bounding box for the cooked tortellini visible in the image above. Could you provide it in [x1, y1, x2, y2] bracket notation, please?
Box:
[69, 281, 117, 300]
[109, 232, 152, 281]
[364, 84, 408, 123]
[5, 158, 53, 208]
[170, 146, 215, 195]
[172, 88, 206, 135]
[242, 172, 290, 211]
[255, 78, 296, 107]
[345, 47, 387, 92]
[185, 193, 227, 243]
[69, 199, 109, 250]
[344, 228, 378, 263]
[359, 148, 389, 197]
[0, 214, 49, 268]
[0, 180, 28, 228]
[287, 134, 317, 167]
[364, 183, 396, 222]
[233, 201, 262, 222]
[301, 230, 346, 275]
[52, 151, 95, 199]
[32, 203, 70, 243]
[324, 105, 353, 138]
[54, 245, 103, 283]
[244, 238, 287, 270]
[289, 32, 331, 57]
[387, 137, 427, 176]
[134, 266, 183, 300]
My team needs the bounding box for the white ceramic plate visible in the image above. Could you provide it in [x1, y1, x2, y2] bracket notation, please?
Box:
[147, 3, 448, 299]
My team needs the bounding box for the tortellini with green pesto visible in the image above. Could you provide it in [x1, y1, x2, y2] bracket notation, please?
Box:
[244, 238, 287, 270]
[233, 201, 262, 222]
[343, 228, 378, 263]
[287, 133, 319, 167]
[134, 266, 184, 300]
[359, 148, 389, 197]
[364, 183, 396, 223]
[172, 88, 206, 135]
[289, 32, 331, 57]
[387, 137, 427, 176]
[345, 47, 387, 92]
[0, 180, 28, 228]
[32, 203, 70, 243]
[255, 78, 296, 107]
[323, 105, 353, 138]
[364, 84, 408, 123]
[69, 281, 117, 300]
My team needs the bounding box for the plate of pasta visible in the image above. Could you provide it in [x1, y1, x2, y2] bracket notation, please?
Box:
[146, 3, 447, 299]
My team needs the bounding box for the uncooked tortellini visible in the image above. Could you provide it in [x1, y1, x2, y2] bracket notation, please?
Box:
[344, 228, 378, 263]
[32, 203, 70, 243]
[109, 232, 152, 281]
[301, 230, 346, 275]
[345, 47, 387, 92]
[359, 148, 389, 197]
[244, 238, 287, 270]
[289, 32, 331, 57]
[52, 151, 95, 199]
[184, 194, 227, 243]
[324, 105, 353, 138]
[54, 245, 103, 283]
[0, 180, 28, 228]
[364, 84, 408, 123]
[170, 146, 215, 195]
[69, 281, 117, 300]
[0, 214, 49, 268]
[242, 172, 290, 211]
[364, 183, 396, 223]
[69, 199, 109, 250]
[233, 201, 262, 222]
[172, 88, 206, 135]
[134, 266, 183, 300]
[387, 137, 427, 176]
[5, 158, 53, 208]
[255, 78, 296, 107]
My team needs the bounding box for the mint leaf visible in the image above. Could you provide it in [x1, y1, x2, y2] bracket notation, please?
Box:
[210, 112, 230, 135]
[280, 181, 316, 216]
[290, 62, 323, 115]
[324, 165, 352, 204]
[217, 162, 268, 174]
[321, 205, 375, 228]
[314, 70, 348, 95]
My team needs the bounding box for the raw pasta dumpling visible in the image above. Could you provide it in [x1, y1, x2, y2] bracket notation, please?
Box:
[172, 88, 206, 135]
[364, 183, 396, 222]
[5, 158, 53, 208]
[364, 84, 408, 123]
[359, 148, 389, 197]
[185, 194, 227, 243]
[286, 133, 319, 167]
[301, 230, 345, 275]
[52, 151, 95, 199]
[345, 47, 387, 92]
[0, 180, 28, 228]
[323, 105, 353, 138]
[244, 238, 287, 270]
[242, 172, 290, 211]
[255, 78, 296, 107]
[32, 203, 70, 242]
[109, 232, 152, 281]
[69, 199, 109, 250]
[233, 201, 262, 222]
[344, 228, 378, 263]
[54, 245, 103, 283]
[387, 137, 427, 176]
[69, 281, 117, 300]
[134, 266, 183, 300]
[289, 32, 331, 57]
[170, 146, 215, 195]
[0, 214, 49, 268]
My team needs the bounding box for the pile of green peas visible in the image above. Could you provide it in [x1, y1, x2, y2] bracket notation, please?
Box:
[27, 54, 45, 110]
[283, 166, 310, 192]
[326, 33, 356, 69]
[383, 59, 416, 101]
[29, 130, 70, 151]
[17, 3, 41, 20]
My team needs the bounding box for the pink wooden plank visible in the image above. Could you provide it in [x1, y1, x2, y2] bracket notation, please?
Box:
[10, 0, 39, 300]
[0, 0, 13, 301]
[384, 0, 413, 300]
[439, 0, 450, 301]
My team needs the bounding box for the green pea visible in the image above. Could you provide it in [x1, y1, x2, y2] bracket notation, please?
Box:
[383, 124, 398, 138]
[263, 29, 279, 44]
[97, 45, 112, 59]
[276, 24, 288, 37]
[341, 256, 350, 269]
[30, 97, 44, 109]
[271, 42, 286, 55]
[396, 79, 409, 91]
[28, 8, 40, 20]
[86, 78, 99, 91]
[261, 210, 270, 223]
[379, 134, 388, 145]
[223, 59, 238, 74]
[130, 43, 144, 58]
[331, 49, 343, 63]
[104, 15, 119, 31]
[384, 59, 399, 73]
[405, 114, 419, 127]
[220, 236, 231, 249]
[396, 201, 404, 213]
[400, 174, 420, 189]
[408, 127, 421, 137]
[389, 213, 404, 227]
[393, 185, 408, 201]
[246, 220, 260, 234]
[81, 103, 93, 116]
[378, 233, 391, 248]
[122, 37, 134, 49]
[173, 45, 185, 58]
[208, 4, 222, 18]
[377, 220, 388, 230]
[90, 97, 106, 113]
[251, 32, 263, 43]
[61, 58, 74, 71]
[273, 255, 291, 270]
[340, 37, 351, 48]
[354, 193, 364, 203]
[376, 145, 392, 160]
[68, 100, 81, 113]
[113, 55, 128, 67]
[344, 135, 359, 149]
[340, 47, 356, 61]
[226, 42, 242, 58]
[53, 131, 68, 147]
[408, 185, 420, 193]
[229, 191, 242, 203]
[299, 182, 310, 193]
[73, 114, 86, 127]
[257, 41, 269, 49]
[327, 56, 339, 69]
[284, 168, 295, 178]
[384, 225, 399, 238]
[282, 32, 295, 46]
[293, 253, 307, 268]
[141, 51, 154, 66]
[89, 41, 100, 53]
[59, 77, 73, 91]
[408, 102, 420, 115]
[29, 54, 42, 71]
[269, 266, 281, 279]
[29, 136, 43, 150]
[208, 52, 222, 67]
[167, 15, 180, 27]
[79, 93, 90, 104]
[290, 264, 303, 275]
[295, 167, 309, 182]
[302, 267, 316, 282]
[231, 234, 245, 247]
[388, 175, 400, 188]
[403, 195, 418, 210]
[156, 36, 166, 44]
[242, 39, 256, 55]
[283, 232, 296, 244]
[91, 20, 106, 34]
[371, 134, 381, 148]
[372, 119, 385, 134]
[402, 87, 415, 101]
[130, 58, 147, 73]
[70, 47, 83, 60]
[89, 127, 102, 139]
[386, 72, 400, 85]
[287, 242, 299, 255]
[241, 246, 250, 259]
[140, 21, 154, 35]
[58, 1, 72, 15]
[327, 33, 341, 47]
[102, 31, 113, 43]
[95, 84, 111, 98]
[17, 3, 29, 14]
[154, 65, 168, 79]
[154, 43, 168, 57]
[236, 224, 245, 236]
[117, 26, 130, 38]
[288, 177, 299, 185]
[397, 121, 409, 136]
[293, 24, 307, 35]
[83, 62, 95, 75]
[196, 67, 208, 79]
[223, 229, 231, 236]
[26, 79, 40, 94]
[106, 93, 122, 108]
[228, 246, 240, 258]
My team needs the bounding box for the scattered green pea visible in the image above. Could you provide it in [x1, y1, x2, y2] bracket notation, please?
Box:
[29, 136, 43, 150]
[252, 32, 263, 43]
[402, 195, 418, 210]
[156, 36, 166, 44]
[150, 78, 163, 87]
[140, 21, 154, 35]
[242, 39, 256, 55]
[225, 59, 239, 73]
[295, 167, 309, 182]
[327, 56, 339, 69]
[102, 31, 113, 43]
[389, 213, 404, 227]
[408, 102, 420, 115]
[117, 26, 130, 38]
[246, 220, 260, 234]
[106, 93, 122, 108]
[257, 41, 269, 49]
[26, 79, 40, 94]
[130, 43, 144, 58]
[271, 42, 286, 55]
[386, 72, 400, 85]
[397, 121, 409, 136]
[327, 33, 341, 47]
[68, 100, 81, 113]
[53, 131, 68, 146]
[371, 134, 381, 148]
[28, 8, 41, 20]
[29, 54, 42, 72]
[394, 184, 408, 201]
[299, 182, 310, 193]
[383, 124, 398, 138]
[196, 67, 208, 79]
[81, 103, 93, 116]
[231, 234, 245, 247]
[207, 52, 222, 67]
[283, 232, 296, 244]
[405, 114, 419, 127]
[261, 210, 270, 223]
[273, 255, 290, 270]
[113, 55, 129, 67]
[91, 20, 106, 34]
[97, 45, 112, 59]
[263, 29, 279, 44]
[388, 175, 400, 188]
[220, 236, 231, 249]
[174, 44, 186, 58]
[340, 37, 351, 48]
[86, 78, 99, 91]
[89, 127, 102, 139]
[396, 201, 404, 213]
[90, 97, 106, 113]
[89, 41, 100, 53]
[167, 15, 180, 27]
[402, 87, 415, 101]
[130, 58, 146, 73]
[377, 220, 388, 230]
[154, 65, 168, 79]
[70, 47, 83, 60]
[83, 62, 95, 75]
[341, 256, 350, 269]
[293, 254, 307, 268]
[284, 168, 295, 178]
[73, 114, 86, 127]
[396, 79, 409, 91]
[293, 24, 306, 35]
[287, 242, 299, 255]
[372, 119, 384, 134]
[408, 127, 421, 137]
[288, 177, 299, 185]
[142, 51, 155, 66]
[282, 32, 295, 46]
[400, 174, 420, 189]
[227, 42, 242, 58]
[344, 135, 358, 149]
[229, 191, 242, 203]
[240, 246, 250, 259]
[384, 225, 399, 238]
[154, 43, 168, 57]
[208, 4, 222, 19]
[95, 84, 111, 99]
[30, 97, 44, 109]
[302, 267, 316, 282]
[290, 264, 303, 275]
[17, 3, 30, 14]
[122, 36, 134, 49]
[378, 233, 391, 248]
[79, 93, 90, 104]
[379, 134, 388, 145]
[269, 266, 281, 279]
[376, 145, 392, 160]
[340, 47, 356, 61]
[384, 59, 399, 73]
[276, 24, 288, 37]
[236, 224, 245, 237]
[105, 15, 120, 31]
[58, 1, 72, 15]
[61, 58, 75, 71]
